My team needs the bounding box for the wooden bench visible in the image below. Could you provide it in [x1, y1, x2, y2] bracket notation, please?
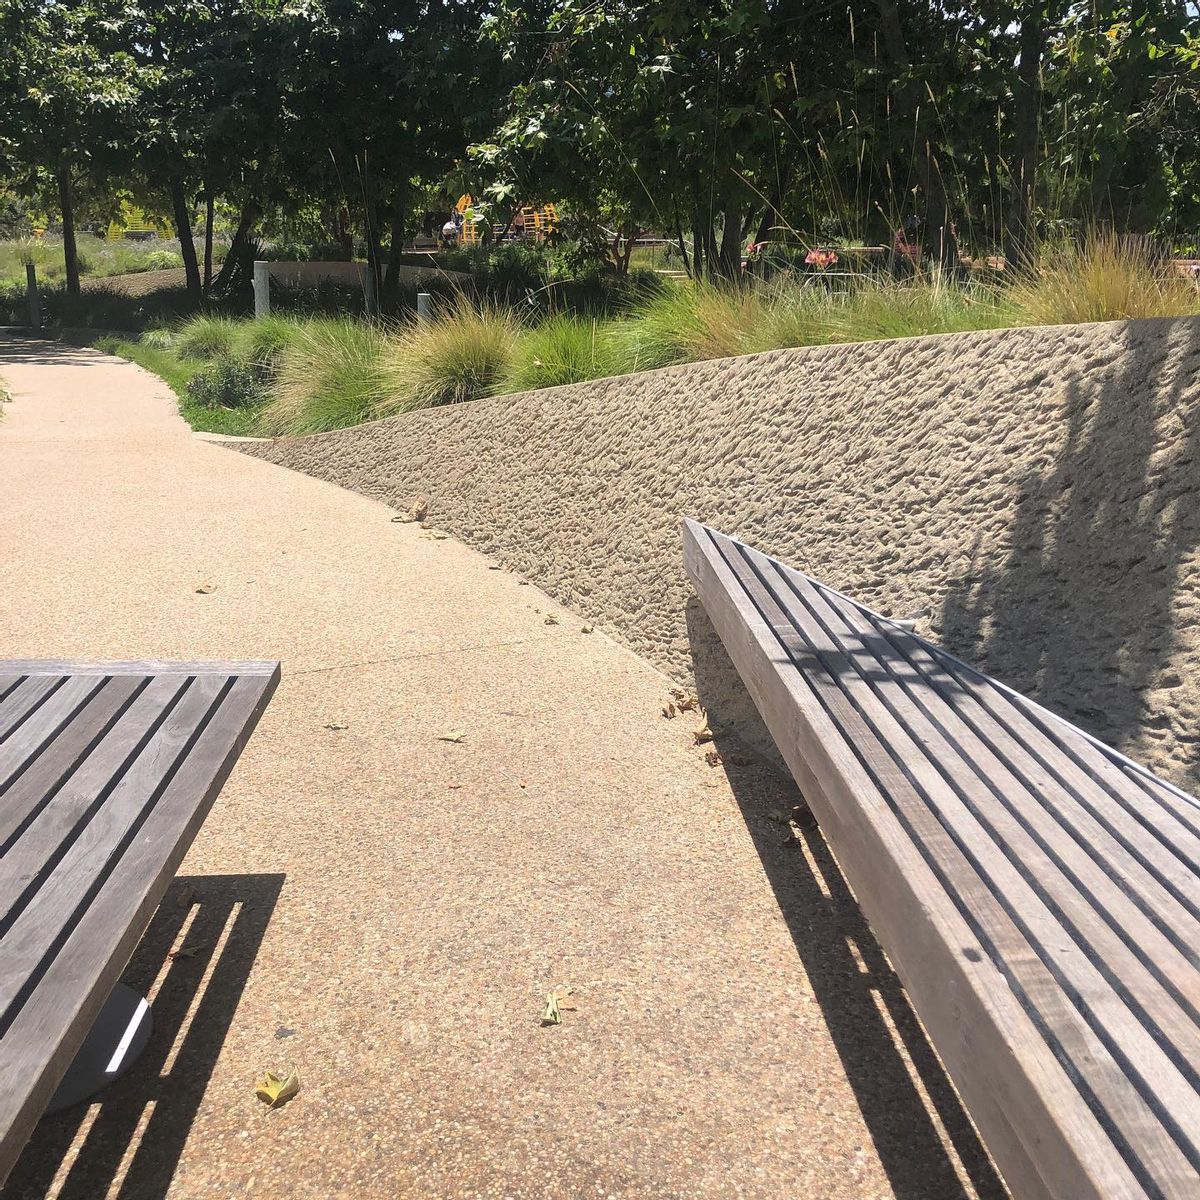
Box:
[684, 519, 1200, 1200]
[0, 660, 279, 1184]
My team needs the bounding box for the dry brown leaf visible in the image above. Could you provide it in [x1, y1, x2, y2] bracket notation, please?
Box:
[323, 721, 348, 731]
[704, 750, 722, 767]
[488, 564, 503, 570]
[437, 730, 467, 743]
[255, 1067, 301, 1108]
[693, 722, 713, 745]
[677, 695, 700, 712]
[195, 583, 216, 594]
[544, 615, 558, 625]
[410, 496, 429, 521]
[661, 702, 677, 719]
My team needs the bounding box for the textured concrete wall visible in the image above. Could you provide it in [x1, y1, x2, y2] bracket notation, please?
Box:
[235, 316, 1200, 790]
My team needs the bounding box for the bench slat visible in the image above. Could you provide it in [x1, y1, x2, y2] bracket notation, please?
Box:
[0, 675, 194, 923]
[722, 538, 1200, 1191]
[0, 675, 111, 794]
[814, 582, 1200, 955]
[782, 552, 1200, 1072]
[0, 676, 148, 855]
[0, 662, 278, 1184]
[684, 518, 1200, 1200]
[0, 678, 63, 742]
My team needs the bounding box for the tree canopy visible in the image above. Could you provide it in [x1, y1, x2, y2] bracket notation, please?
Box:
[0, 0, 1196, 290]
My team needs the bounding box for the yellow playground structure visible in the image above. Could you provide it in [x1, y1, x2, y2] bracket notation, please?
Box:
[106, 201, 173, 240]
[456, 195, 558, 246]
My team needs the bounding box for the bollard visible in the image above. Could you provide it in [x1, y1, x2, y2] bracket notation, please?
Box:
[416, 291, 433, 322]
[252, 260, 270, 318]
[25, 263, 41, 334]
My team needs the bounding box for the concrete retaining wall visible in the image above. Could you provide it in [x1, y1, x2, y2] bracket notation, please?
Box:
[235, 316, 1200, 790]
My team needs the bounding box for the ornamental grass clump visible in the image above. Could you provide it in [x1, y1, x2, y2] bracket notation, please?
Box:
[258, 318, 395, 435]
[1005, 232, 1200, 326]
[175, 313, 240, 360]
[500, 314, 622, 393]
[824, 271, 1011, 344]
[376, 296, 520, 414]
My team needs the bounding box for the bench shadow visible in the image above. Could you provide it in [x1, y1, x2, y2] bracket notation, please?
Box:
[687, 601, 1007, 1200]
[1, 872, 284, 1200]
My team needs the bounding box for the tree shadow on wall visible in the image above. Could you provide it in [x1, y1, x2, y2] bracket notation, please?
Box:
[687, 600, 1007, 1200]
[936, 317, 1200, 790]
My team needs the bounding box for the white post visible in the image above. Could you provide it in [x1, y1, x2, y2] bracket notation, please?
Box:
[253, 260, 270, 318]
[416, 291, 433, 322]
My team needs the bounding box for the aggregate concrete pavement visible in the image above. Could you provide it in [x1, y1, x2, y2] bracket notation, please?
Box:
[0, 335, 1005, 1200]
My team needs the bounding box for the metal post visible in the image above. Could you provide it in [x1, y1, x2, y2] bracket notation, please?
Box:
[25, 263, 41, 334]
[416, 291, 433, 322]
[252, 260, 270, 318]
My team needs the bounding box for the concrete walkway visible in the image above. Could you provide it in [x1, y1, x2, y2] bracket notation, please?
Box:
[0, 336, 1002, 1200]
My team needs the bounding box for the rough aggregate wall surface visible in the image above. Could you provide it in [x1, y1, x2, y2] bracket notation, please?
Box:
[237, 316, 1200, 791]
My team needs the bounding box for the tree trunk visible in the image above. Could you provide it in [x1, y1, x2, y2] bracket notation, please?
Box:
[381, 203, 407, 312]
[203, 190, 214, 290]
[169, 175, 202, 298]
[212, 200, 259, 293]
[56, 167, 80, 297]
[1005, 8, 1045, 270]
[672, 203, 691, 277]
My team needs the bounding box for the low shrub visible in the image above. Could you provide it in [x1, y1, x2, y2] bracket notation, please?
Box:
[377, 296, 520, 414]
[259, 318, 394, 435]
[186, 357, 264, 409]
[500, 314, 621, 392]
[140, 327, 176, 351]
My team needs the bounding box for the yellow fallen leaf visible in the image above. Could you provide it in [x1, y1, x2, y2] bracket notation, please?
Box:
[694, 722, 713, 745]
[541, 994, 561, 1025]
[255, 1067, 301, 1108]
[437, 730, 467, 743]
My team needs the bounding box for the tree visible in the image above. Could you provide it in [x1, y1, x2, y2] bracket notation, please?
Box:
[0, 0, 139, 294]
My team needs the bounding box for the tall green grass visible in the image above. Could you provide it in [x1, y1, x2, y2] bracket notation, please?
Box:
[1005, 232, 1199, 325]
[375, 297, 520, 415]
[175, 314, 240, 360]
[500, 314, 620, 392]
[261, 319, 396, 435]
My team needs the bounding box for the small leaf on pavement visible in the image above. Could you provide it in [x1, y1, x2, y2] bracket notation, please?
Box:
[255, 1067, 301, 1108]
[541, 994, 561, 1026]
[437, 730, 467, 743]
[195, 583, 216, 594]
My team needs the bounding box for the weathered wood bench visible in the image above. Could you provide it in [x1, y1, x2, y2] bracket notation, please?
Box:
[0, 660, 280, 1184]
[684, 519, 1200, 1200]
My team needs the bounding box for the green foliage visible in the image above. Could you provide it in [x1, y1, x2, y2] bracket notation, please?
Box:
[234, 315, 302, 373]
[501, 315, 620, 392]
[262, 319, 395, 435]
[175, 314, 239, 360]
[186, 357, 265, 409]
[377, 298, 521, 415]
